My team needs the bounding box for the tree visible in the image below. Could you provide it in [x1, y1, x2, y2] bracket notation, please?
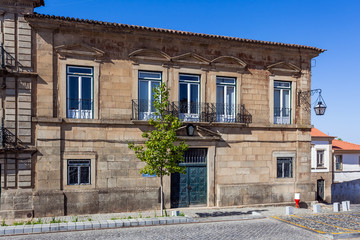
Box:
[128, 83, 188, 216]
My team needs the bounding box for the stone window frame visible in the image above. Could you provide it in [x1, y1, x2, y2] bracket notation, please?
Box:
[272, 151, 296, 182]
[62, 152, 96, 190]
[67, 159, 91, 185]
[269, 76, 297, 125]
[59, 58, 100, 120]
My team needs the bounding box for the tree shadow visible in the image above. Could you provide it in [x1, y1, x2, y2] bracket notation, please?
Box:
[195, 209, 268, 218]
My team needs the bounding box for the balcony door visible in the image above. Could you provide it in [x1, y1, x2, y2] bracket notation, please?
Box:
[67, 66, 93, 119]
[138, 71, 161, 120]
[274, 81, 291, 124]
[179, 74, 200, 122]
[216, 77, 236, 122]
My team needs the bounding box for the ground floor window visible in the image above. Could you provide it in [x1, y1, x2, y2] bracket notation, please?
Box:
[67, 160, 91, 185]
[277, 157, 292, 178]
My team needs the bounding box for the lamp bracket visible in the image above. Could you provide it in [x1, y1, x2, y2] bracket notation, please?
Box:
[297, 89, 322, 110]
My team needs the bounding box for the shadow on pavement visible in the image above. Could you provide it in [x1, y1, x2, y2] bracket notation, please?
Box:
[195, 210, 268, 218]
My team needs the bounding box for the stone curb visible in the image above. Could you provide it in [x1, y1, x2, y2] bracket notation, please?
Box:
[0, 217, 193, 236]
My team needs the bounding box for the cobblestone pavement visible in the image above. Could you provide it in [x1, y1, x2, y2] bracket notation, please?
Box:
[273, 212, 360, 238]
[4, 218, 327, 240]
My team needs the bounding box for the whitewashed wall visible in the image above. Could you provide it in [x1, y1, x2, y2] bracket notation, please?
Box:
[311, 140, 331, 172]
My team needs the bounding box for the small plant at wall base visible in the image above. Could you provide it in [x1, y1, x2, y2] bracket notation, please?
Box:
[128, 83, 188, 216]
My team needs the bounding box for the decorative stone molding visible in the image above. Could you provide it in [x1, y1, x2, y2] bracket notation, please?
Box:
[129, 49, 171, 63]
[171, 52, 210, 66]
[210, 56, 247, 70]
[267, 61, 301, 75]
[55, 43, 105, 61]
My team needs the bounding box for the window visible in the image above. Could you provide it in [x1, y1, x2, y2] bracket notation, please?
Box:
[138, 71, 162, 120]
[179, 74, 200, 122]
[67, 66, 94, 119]
[67, 160, 91, 185]
[317, 150, 324, 167]
[216, 77, 236, 122]
[277, 157, 292, 178]
[358, 156, 360, 166]
[335, 155, 342, 170]
[274, 81, 291, 124]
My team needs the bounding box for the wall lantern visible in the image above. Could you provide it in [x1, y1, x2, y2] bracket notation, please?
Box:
[186, 124, 195, 136]
[298, 89, 327, 116]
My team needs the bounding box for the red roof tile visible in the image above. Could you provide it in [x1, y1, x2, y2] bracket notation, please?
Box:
[311, 128, 330, 137]
[25, 13, 325, 53]
[332, 139, 360, 151]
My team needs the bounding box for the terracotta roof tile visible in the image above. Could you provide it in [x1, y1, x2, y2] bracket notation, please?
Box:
[332, 139, 360, 151]
[311, 128, 330, 137]
[25, 13, 325, 53]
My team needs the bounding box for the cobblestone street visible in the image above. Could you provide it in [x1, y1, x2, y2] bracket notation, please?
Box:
[5, 218, 326, 240]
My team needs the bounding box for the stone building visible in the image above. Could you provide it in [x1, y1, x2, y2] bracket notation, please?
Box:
[0, 0, 324, 218]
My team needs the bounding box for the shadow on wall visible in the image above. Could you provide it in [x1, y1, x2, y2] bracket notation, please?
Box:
[332, 179, 360, 204]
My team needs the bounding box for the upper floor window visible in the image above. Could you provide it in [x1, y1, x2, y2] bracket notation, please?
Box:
[274, 81, 291, 124]
[179, 74, 200, 122]
[317, 150, 324, 167]
[67, 66, 94, 119]
[335, 155, 342, 171]
[216, 77, 236, 122]
[138, 71, 162, 120]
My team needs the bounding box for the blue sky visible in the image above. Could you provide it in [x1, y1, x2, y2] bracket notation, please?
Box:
[36, 0, 360, 143]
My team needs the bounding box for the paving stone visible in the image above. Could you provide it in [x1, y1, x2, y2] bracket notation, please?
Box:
[152, 218, 160, 225]
[23, 225, 33, 233]
[41, 224, 51, 232]
[67, 222, 76, 231]
[14, 225, 24, 234]
[32, 225, 42, 233]
[5, 226, 15, 235]
[145, 219, 153, 226]
[106, 220, 116, 228]
[50, 223, 60, 232]
[129, 219, 139, 227]
[92, 221, 101, 229]
[137, 219, 146, 226]
[84, 222, 93, 230]
[58, 223, 68, 231]
[99, 221, 108, 228]
[0, 226, 5, 235]
[122, 220, 131, 227]
[75, 222, 84, 230]
[114, 220, 124, 228]
[172, 217, 180, 224]
[159, 218, 166, 225]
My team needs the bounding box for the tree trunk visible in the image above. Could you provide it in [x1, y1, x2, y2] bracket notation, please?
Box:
[160, 172, 163, 216]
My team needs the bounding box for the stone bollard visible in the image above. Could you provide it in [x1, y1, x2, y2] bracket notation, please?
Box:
[313, 204, 321, 213]
[342, 201, 350, 211]
[286, 206, 294, 215]
[172, 211, 180, 216]
[333, 202, 340, 212]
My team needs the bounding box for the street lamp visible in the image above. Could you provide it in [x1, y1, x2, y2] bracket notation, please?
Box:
[298, 89, 327, 116]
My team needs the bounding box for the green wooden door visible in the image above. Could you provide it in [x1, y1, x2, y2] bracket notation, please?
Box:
[171, 149, 207, 208]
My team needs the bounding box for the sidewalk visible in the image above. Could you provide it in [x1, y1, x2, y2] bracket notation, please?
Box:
[0, 203, 359, 236]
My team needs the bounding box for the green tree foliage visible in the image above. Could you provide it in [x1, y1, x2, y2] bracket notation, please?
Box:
[128, 84, 188, 215]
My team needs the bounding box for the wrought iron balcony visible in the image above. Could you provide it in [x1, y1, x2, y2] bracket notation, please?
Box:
[0, 43, 16, 69]
[132, 99, 252, 124]
[274, 107, 291, 124]
[67, 98, 94, 119]
[0, 127, 24, 150]
[171, 101, 211, 122]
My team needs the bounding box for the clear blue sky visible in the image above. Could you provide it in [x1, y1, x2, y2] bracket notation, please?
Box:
[36, 0, 360, 144]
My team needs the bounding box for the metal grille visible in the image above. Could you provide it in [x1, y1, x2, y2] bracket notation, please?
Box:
[183, 148, 207, 164]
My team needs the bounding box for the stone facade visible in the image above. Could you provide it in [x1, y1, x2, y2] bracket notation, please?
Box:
[0, 0, 324, 217]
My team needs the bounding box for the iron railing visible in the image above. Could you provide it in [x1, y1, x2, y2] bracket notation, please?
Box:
[67, 98, 94, 119]
[274, 107, 291, 124]
[0, 127, 24, 149]
[131, 99, 252, 124]
[0, 43, 16, 69]
[171, 101, 211, 122]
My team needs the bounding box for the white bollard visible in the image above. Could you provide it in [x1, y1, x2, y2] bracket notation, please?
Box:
[333, 202, 340, 212]
[313, 204, 321, 213]
[286, 206, 294, 215]
[342, 201, 350, 211]
[172, 210, 180, 216]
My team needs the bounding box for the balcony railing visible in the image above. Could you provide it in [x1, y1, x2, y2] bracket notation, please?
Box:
[274, 107, 291, 124]
[0, 127, 25, 150]
[1, 43, 16, 69]
[67, 98, 93, 119]
[132, 99, 252, 124]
